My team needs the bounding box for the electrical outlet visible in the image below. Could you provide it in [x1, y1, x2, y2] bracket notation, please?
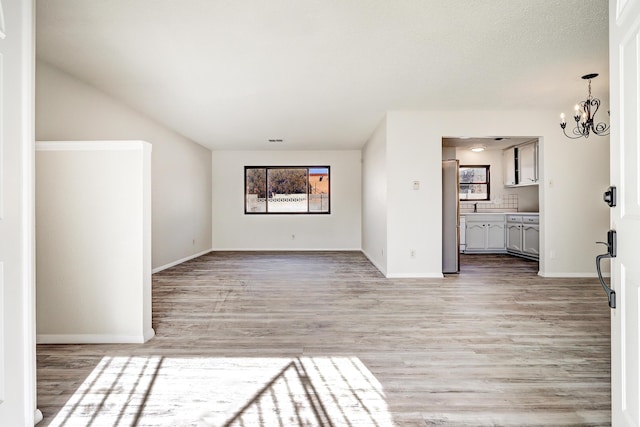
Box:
[410, 249, 416, 258]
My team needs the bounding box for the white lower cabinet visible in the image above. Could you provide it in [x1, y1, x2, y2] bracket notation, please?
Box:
[506, 215, 539, 260]
[507, 222, 523, 252]
[522, 223, 540, 257]
[465, 222, 486, 251]
[487, 223, 507, 250]
[464, 215, 506, 252]
[464, 213, 539, 259]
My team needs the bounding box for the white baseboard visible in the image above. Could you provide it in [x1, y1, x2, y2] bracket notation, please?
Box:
[361, 250, 444, 278]
[34, 409, 43, 425]
[152, 249, 212, 273]
[208, 247, 363, 252]
[538, 272, 608, 278]
[37, 331, 154, 344]
[361, 249, 387, 276]
[386, 272, 444, 278]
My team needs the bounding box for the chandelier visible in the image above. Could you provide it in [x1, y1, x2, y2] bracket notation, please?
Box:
[560, 73, 610, 139]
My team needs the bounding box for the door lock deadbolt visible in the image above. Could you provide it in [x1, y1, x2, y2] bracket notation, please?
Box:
[603, 186, 616, 207]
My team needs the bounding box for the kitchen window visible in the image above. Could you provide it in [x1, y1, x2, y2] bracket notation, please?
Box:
[459, 165, 490, 201]
[245, 166, 330, 214]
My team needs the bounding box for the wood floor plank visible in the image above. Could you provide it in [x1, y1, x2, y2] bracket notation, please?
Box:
[36, 252, 611, 426]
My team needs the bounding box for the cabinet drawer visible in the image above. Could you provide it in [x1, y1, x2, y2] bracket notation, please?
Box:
[507, 215, 522, 223]
[522, 216, 539, 224]
[465, 214, 506, 223]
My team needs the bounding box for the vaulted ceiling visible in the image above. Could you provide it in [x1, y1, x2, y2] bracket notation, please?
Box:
[36, 1, 609, 151]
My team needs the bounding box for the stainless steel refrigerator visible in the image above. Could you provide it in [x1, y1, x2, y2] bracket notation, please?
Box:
[442, 159, 460, 273]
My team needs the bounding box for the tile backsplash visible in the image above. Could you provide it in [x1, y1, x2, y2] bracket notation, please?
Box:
[460, 194, 518, 213]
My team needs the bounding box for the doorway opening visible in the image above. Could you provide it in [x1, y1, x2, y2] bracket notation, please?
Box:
[442, 136, 542, 275]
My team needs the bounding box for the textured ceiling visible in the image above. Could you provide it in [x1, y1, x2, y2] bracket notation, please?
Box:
[36, 0, 609, 151]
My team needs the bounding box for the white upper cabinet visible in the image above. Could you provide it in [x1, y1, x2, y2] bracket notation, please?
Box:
[503, 140, 539, 187]
[518, 141, 538, 185]
[503, 148, 517, 186]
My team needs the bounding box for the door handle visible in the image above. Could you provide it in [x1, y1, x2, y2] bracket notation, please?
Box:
[595, 229, 616, 309]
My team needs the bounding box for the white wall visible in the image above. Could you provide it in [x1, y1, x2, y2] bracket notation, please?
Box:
[35, 60, 212, 271]
[36, 141, 153, 343]
[442, 146, 456, 160]
[455, 146, 539, 212]
[362, 110, 609, 277]
[0, 1, 37, 424]
[361, 118, 388, 274]
[212, 150, 361, 250]
[385, 113, 445, 277]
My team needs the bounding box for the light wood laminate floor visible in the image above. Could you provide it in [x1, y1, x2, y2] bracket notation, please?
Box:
[37, 252, 611, 426]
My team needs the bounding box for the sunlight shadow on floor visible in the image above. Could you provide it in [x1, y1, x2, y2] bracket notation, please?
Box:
[47, 356, 395, 426]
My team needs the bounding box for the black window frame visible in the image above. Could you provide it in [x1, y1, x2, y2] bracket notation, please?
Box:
[459, 165, 490, 201]
[244, 166, 331, 215]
